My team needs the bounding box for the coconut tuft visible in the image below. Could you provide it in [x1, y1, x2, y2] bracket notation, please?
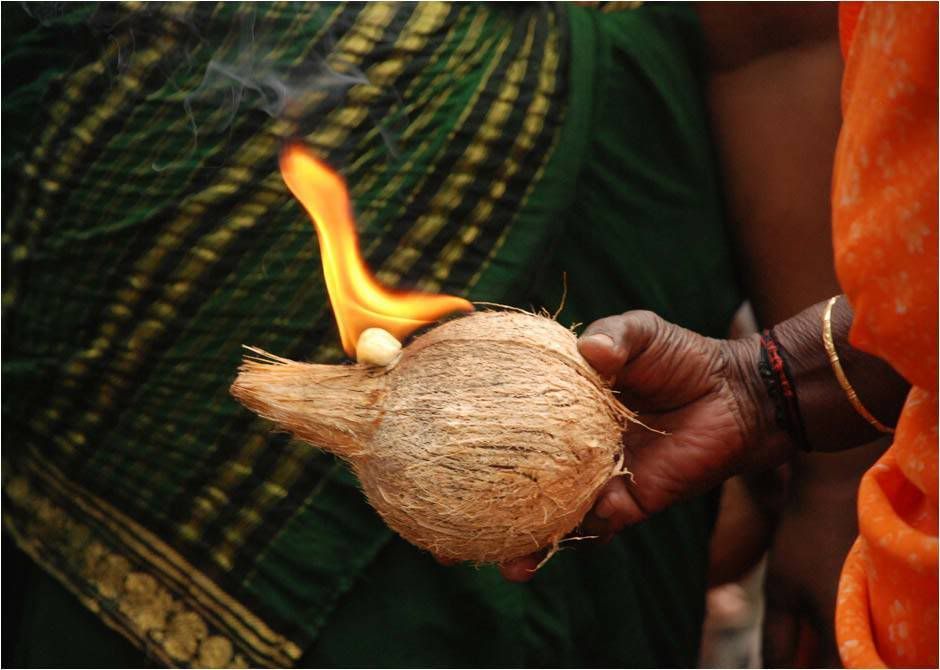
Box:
[231, 310, 634, 565]
[231, 347, 387, 459]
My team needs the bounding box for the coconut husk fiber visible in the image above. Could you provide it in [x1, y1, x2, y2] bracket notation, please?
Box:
[231, 310, 633, 564]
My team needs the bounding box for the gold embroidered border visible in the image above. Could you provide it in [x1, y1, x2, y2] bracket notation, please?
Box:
[3, 451, 302, 668]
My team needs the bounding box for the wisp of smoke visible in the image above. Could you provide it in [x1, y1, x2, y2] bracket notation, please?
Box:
[174, 6, 410, 173]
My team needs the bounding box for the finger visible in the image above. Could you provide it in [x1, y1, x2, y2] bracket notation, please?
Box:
[591, 473, 647, 531]
[578, 311, 661, 379]
[433, 553, 459, 567]
[578, 509, 614, 541]
[593, 475, 631, 521]
[499, 553, 543, 582]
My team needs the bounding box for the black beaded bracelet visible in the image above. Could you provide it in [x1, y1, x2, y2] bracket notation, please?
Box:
[758, 328, 812, 452]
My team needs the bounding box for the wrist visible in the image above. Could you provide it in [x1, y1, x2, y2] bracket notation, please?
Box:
[719, 334, 798, 474]
[778, 297, 909, 451]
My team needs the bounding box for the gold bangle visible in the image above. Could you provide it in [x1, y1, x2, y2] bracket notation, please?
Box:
[822, 296, 895, 434]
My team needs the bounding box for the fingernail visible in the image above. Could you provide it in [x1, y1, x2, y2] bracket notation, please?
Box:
[580, 333, 614, 348]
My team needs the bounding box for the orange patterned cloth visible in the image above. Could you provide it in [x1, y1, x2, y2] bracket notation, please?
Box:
[832, 3, 939, 668]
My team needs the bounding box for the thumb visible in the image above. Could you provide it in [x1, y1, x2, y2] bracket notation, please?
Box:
[578, 311, 662, 379]
[577, 332, 624, 380]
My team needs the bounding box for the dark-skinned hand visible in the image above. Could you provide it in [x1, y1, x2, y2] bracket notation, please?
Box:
[498, 310, 788, 582]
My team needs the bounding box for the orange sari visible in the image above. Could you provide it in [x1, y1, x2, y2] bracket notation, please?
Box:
[833, 3, 939, 668]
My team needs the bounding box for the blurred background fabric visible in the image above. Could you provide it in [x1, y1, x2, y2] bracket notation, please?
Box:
[2, 2, 741, 666]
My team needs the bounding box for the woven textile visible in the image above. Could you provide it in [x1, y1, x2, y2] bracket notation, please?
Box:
[3, 2, 741, 666]
[3, 3, 570, 664]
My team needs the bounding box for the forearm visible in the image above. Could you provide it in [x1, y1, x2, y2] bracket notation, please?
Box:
[730, 297, 911, 460]
[695, 3, 844, 327]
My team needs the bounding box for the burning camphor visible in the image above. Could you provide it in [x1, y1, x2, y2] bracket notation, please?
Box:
[231, 144, 631, 564]
[276, 144, 473, 356]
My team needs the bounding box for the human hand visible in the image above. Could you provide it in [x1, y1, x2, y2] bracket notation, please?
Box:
[499, 310, 794, 582]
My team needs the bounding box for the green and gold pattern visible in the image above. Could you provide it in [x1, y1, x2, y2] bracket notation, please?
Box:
[4, 2, 570, 664]
[5, 452, 301, 667]
[5, 1, 748, 666]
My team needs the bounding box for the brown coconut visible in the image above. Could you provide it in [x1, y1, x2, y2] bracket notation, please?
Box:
[231, 310, 631, 564]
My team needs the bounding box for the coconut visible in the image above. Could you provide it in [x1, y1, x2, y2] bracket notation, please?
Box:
[230, 310, 632, 564]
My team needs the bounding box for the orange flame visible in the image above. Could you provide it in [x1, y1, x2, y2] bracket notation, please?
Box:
[279, 143, 473, 356]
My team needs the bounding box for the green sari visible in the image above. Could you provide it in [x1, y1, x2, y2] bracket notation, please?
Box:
[2, 2, 740, 666]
